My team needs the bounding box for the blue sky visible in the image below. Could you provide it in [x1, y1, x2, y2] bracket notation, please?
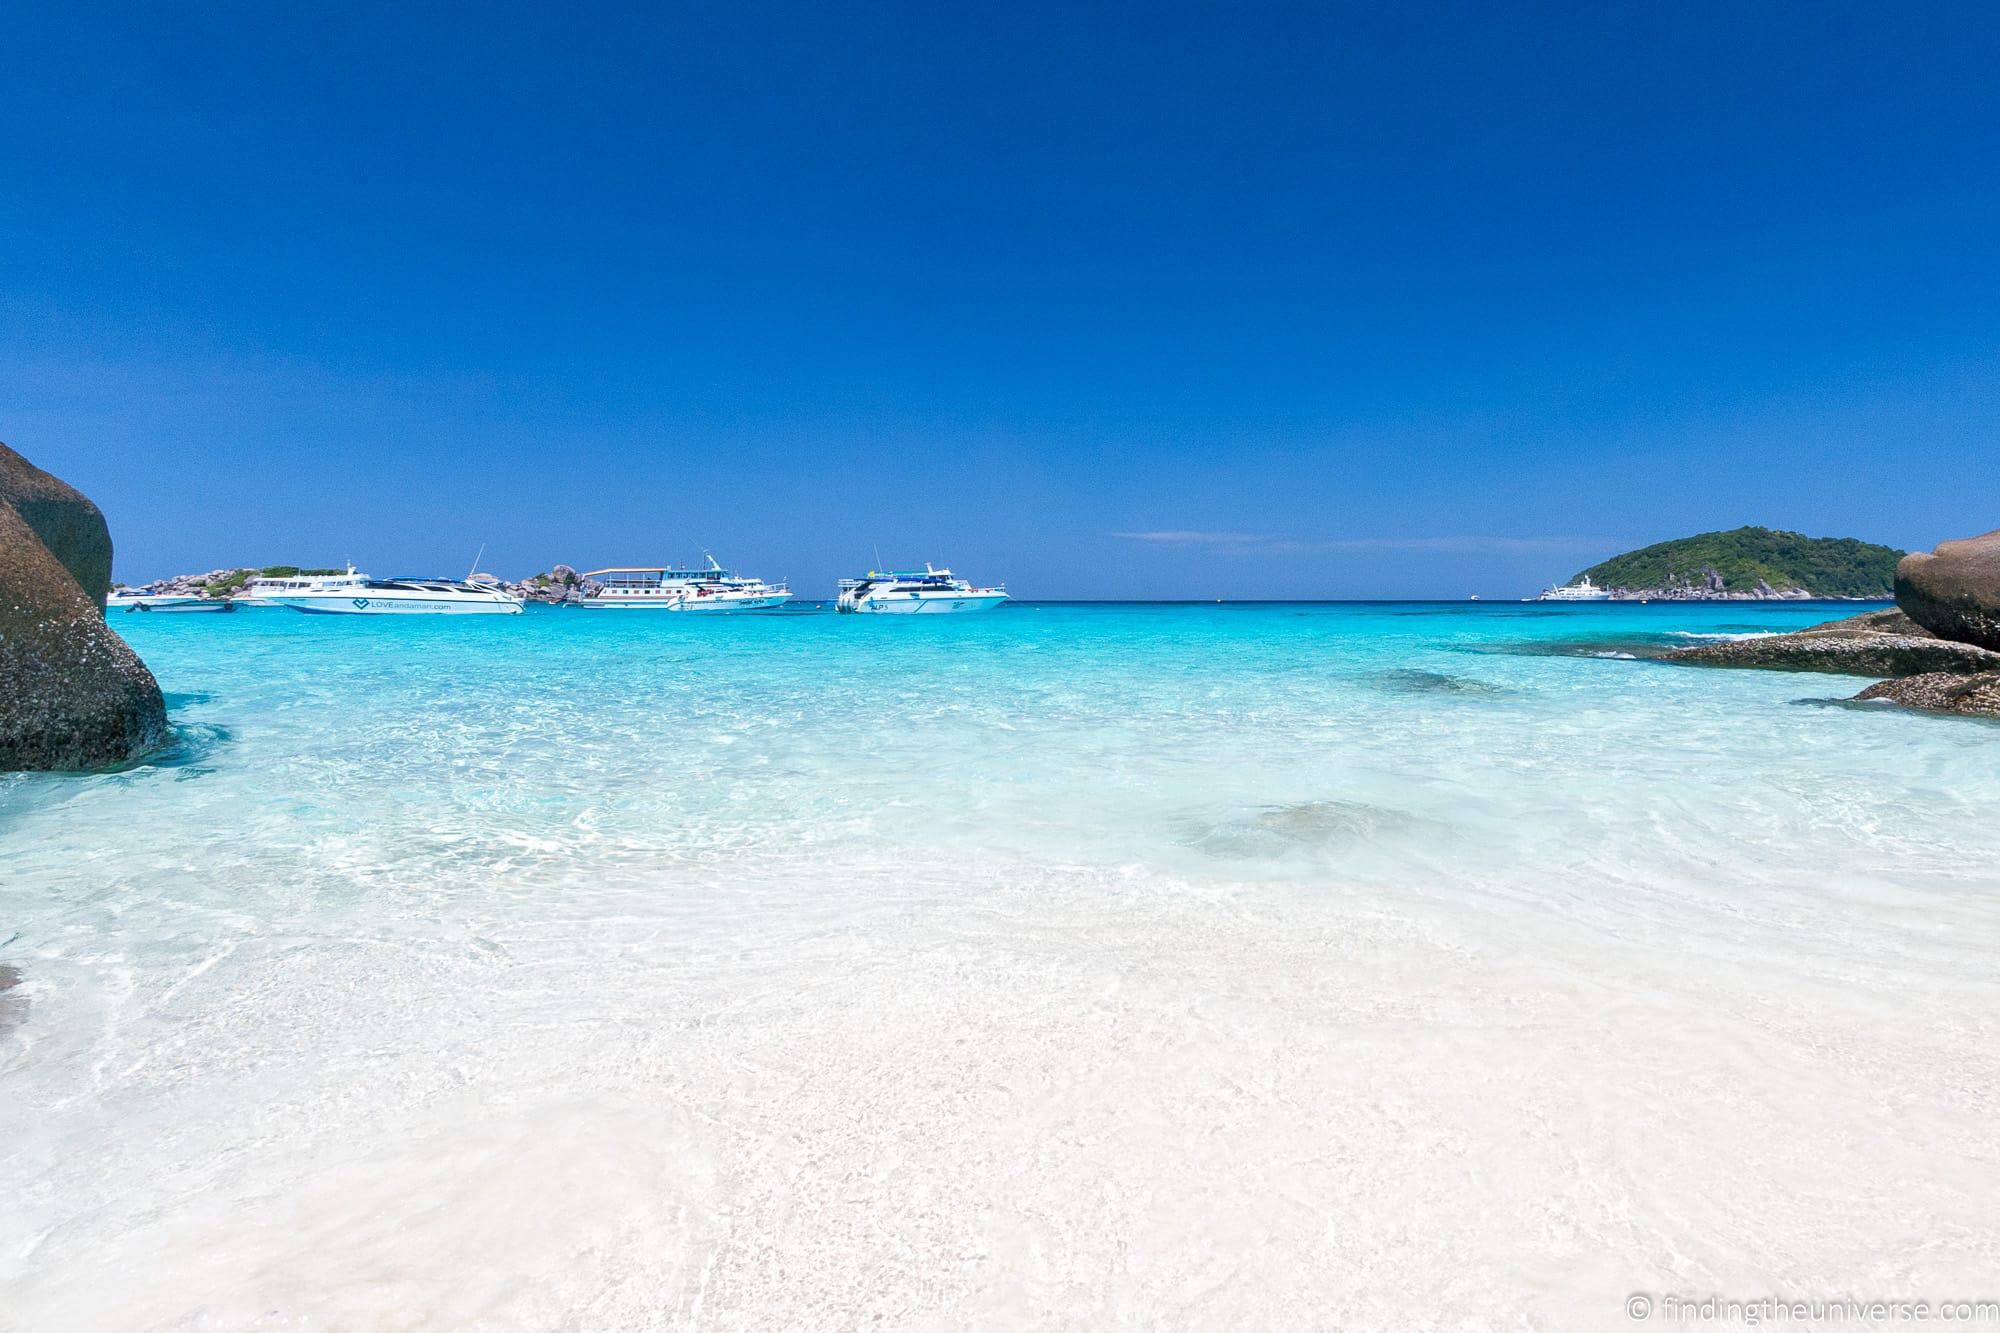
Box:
[4, 1, 1996, 598]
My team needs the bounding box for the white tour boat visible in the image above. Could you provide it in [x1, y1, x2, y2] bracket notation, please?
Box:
[106, 590, 236, 613]
[574, 558, 792, 612]
[835, 565, 1008, 614]
[263, 570, 524, 615]
[237, 567, 371, 606]
[1537, 575, 1614, 602]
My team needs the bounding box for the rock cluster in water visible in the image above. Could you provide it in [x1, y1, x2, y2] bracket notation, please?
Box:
[503, 565, 582, 603]
[118, 567, 260, 599]
[1660, 534, 2000, 721]
[0, 443, 170, 770]
[1855, 671, 2000, 716]
[1663, 609, 2000, 678]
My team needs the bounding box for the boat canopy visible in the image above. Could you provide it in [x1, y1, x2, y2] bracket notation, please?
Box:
[584, 560, 744, 580]
[859, 569, 957, 582]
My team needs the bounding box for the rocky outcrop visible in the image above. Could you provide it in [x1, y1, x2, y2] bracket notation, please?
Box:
[1810, 607, 1928, 635]
[1, 444, 170, 770]
[1613, 569, 1816, 600]
[1, 443, 115, 606]
[123, 567, 256, 599]
[1661, 610, 2000, 677]
[1652, 600, 2000, 723]
[1855, 672, 2000, 720]
[503, 565, 583, 604]
[1896, 530, 2000, 652]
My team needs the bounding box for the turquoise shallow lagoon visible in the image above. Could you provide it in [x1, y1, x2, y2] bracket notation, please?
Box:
[4, 602, 1998, 1327]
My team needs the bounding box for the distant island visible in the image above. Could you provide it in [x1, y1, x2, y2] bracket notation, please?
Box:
[1572, 527, 1905, 600]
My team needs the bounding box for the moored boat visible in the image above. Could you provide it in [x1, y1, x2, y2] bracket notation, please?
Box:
[237, 567, 371, 606]
[106, 590, 236, 613]
[264, 572, 524, 615]
[573, 558, 791, 612]
[1537, 575, 1613, 602]
[835, 565, 1008, 614]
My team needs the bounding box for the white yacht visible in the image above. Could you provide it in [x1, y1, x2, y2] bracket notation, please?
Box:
[573, 558, 792, 612]
[237, 567, 371, 606]
[836, 565, 1008, 614]
[263, 570, 524, 615]
[106, 590, 235, 613]
[1537, 575, 1614, 602]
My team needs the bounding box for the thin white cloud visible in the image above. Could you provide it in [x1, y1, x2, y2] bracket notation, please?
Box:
[1111, 531, 1611, 554]
[1307, 535, 1611, 554]
[1107, 530, 1271, 544]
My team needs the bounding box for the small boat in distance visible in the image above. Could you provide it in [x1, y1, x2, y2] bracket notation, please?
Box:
[573, 558, 792, 612]
[106, 590, 235, 613]
[1537, 575, 1613, 602]
[836, 565, 1008, 614]
[263, 570, 524, 615]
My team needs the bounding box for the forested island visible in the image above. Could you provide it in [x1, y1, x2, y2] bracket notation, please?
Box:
[1574, 527, 1904, 599]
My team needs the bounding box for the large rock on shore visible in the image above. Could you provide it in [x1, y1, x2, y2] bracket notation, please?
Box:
[1855, 672, 2000, 720]
[1896, 530, 2000, 651]
[1, 443, 115, 605]
[1, 444, 170, 770]
[1661, 610, 2000, 677]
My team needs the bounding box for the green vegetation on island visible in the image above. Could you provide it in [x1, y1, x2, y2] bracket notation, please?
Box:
[1575, 527, 1905, 598]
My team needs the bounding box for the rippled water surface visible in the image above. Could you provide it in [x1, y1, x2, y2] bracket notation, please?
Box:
[3, 602, 1997, 1328]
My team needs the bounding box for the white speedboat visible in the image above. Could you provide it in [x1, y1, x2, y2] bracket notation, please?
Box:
[106, 590, 235, 613]
[574, 558, 792, 612]
[836, 565, 1008, 614]
[1537, 575, 1613, 602]
[237, 567, 371, 606]
[265, 572, 524, 615]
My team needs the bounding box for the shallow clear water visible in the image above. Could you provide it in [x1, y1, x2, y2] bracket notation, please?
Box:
[3, 602, 1997, 1328]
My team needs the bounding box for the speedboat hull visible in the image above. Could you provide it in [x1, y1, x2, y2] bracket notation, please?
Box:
[574, 592, 793, 612]
[662, 592, 794, 612]
[840, 590, 1009, 614]
[268, 592, 523, 615]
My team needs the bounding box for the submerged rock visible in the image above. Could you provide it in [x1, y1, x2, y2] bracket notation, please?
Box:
[1661, 610, 2000, 677]
[1854, 672, 2000, 720]
[0, 965, 23, 1039]
[1255, 800, 1402, 842]
[0, 443, 170, 770]
[1372, 668, 1503, 695]
[1189, 799, 1407, 858]
[1896, 530, 2000, 651]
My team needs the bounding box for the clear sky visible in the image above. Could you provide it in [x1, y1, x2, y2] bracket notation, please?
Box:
[4, 2, 1997, 598]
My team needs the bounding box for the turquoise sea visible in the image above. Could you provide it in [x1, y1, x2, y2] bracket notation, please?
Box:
[4, 601, 1998, 1328]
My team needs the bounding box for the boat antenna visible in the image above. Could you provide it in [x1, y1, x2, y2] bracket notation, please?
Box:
[468, 542, 486, 580]
[873, 543, 883, 575]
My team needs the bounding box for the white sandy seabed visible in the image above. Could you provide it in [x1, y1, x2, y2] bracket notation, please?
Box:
[2, 605, 1998, 1328]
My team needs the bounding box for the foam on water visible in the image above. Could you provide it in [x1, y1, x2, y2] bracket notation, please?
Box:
[3, 601, 1997, 1328]
[1664, 629, 1788, 642]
